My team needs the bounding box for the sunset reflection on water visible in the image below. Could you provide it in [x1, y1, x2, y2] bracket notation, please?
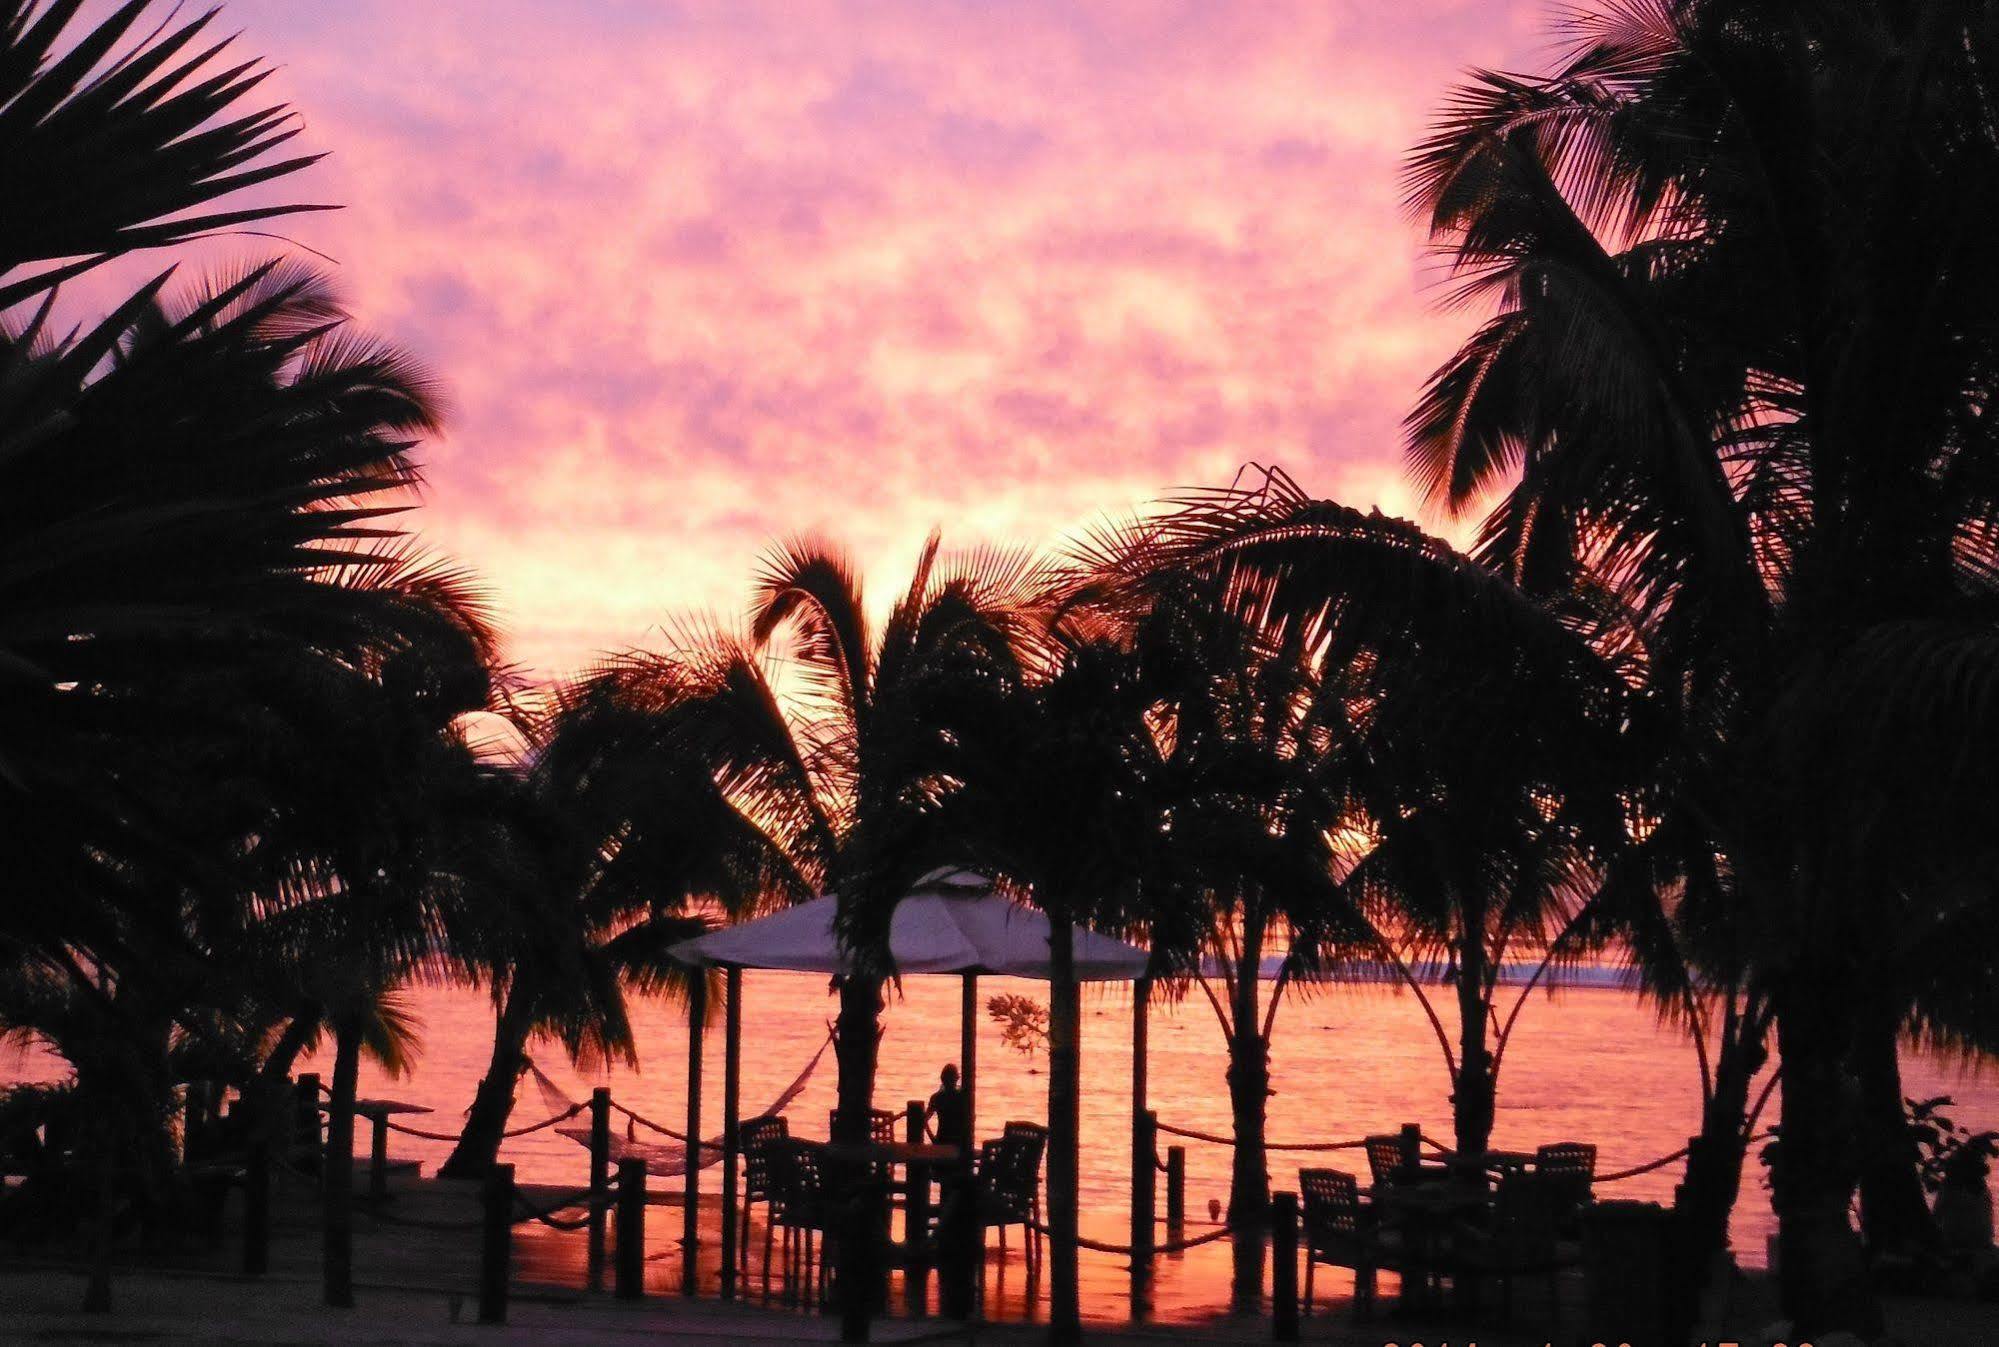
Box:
[279, 972, 1999, 1321]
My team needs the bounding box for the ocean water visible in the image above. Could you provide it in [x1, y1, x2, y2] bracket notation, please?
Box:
[317, 976, 1999, 1260]
[8, 972, 1997, 1313]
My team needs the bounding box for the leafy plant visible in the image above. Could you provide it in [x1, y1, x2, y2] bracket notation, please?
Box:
[987, 993, 1047, 1059]
[1905, 1096, 1998, 1196]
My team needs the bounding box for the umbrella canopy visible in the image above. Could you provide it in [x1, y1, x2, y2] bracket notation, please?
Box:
[668, 867, 1151, 982]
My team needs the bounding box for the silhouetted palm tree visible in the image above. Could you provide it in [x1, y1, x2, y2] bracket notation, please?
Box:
[438, 673, 790, 1178]
[1067, 555, 1373, 1305]
[0, 250, 497, 1307]
[1404, 2, 1999, 1331]
[905, 629, 1161, 1346]
[600, 538, 1045, 1161]
[1126, 473, 1633, 1148]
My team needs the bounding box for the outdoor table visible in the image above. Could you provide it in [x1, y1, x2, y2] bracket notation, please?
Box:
[1375, 1180, 1491, 1310]
[350, 1099, 431, 1202]
[826, 1140, 961, 1255]
[1442, 1148, 1534, 1185]
[824, 1140, 962, 1322]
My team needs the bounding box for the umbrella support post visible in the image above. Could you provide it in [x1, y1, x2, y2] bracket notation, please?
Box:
[1131, 976, 1153, 1294]
[960, 973, 977, 1146]
[720, 968, 742, 1300]
[683, 976, 705, 1297]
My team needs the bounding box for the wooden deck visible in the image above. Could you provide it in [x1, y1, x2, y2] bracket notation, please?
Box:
[6, 1162, 1997, 1344]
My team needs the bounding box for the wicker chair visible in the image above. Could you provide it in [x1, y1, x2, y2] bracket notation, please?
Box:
[1001, 1121, 1047, 1234]
[1532, 1141, 1597, 1235]
[769, 1138, 837, 1305]
[738, 1114, 790, 1278]
[974, 1127, 1046, 1274]
[1364, 1134, 1415, 1190]
[1300, 1168, 1398, 1315]
[828, 1108, 899, 1146]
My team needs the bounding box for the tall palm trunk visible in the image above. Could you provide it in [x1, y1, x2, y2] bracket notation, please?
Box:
[441, 986, 537, 1177]
[832, 974, 883, 1145]
[1773, 983, 1879, 1337]
[1452, 919, 1494, 1155]
[1225, 909, 1269, 1309]
[1854, 1004, 1935, 1257]
[1668, 1009, 1767, 1339]
[1046, 915, 1081, 1346]
[323, 1018, 362, 1308]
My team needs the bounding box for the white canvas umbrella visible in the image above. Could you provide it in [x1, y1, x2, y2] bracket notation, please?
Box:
[667, 867, 1152, 980]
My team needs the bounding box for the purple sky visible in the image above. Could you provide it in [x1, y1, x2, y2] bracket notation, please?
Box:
[168, 2, 1553, 676]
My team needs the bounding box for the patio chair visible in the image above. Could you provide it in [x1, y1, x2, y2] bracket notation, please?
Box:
[1299, 1168, 1401, 1315]
[770, 1138, 838, 1306]
[738, 1114, 790, 1279]
[1000, 1121, 1047, 1234]
[828, 1107, 899, 1146]
[1452, 1170, 1575, 1320]
[1532, 1141, 1597, 1234]
[1364, 1133, 1433, 1190]
[974, 1127, 1045, 1275]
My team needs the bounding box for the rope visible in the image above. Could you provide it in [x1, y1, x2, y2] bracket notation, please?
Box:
[1593, 1129, 1778, 1185]
[1596, 1146, 1692, 1183]
[1153, 1119, 1368, 1152]
[607, 1100, 722, 1151]
[373, 1120, 473, 1142]
[313, 1100, 587, 1143]
[502, 1103, 586, 1137]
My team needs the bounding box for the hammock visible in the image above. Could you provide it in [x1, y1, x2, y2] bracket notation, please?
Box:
[527, 1030, 833, 1179]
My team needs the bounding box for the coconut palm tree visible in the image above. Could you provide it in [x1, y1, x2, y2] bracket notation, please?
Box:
[1401, 2, 1999, 1330]
[1, 258, 502, 1309]
[1122, 475, 1635, 1144]
[593, 538, 1046, 1166]
[438, 672, 797, 1178]
[894, 629, 1160, 1346]
[1064, 559, 1373, 1306]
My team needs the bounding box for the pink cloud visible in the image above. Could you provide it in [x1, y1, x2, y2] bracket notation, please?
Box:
[79, 0, 1547, 675]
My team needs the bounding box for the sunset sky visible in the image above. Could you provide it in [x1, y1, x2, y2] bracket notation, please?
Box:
[161, 2, 1550, 677]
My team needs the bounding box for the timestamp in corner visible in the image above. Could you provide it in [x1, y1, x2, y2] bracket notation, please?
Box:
[1374, 1341, 1815, 1347]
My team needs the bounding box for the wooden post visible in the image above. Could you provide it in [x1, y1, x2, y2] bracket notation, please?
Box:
[616, 1156, 646, 1300]
[242, 1140, 270, 1276]
[587, 1087, 611, 1290]
[1130, 976, 1152, 1278]
[1133, 1110, 1157, 1269]
[960, 973, 978, 1147]
[682, 974, 705, 1297]
[904, 1099, 931, 1315]
[479, 1163, 514, 1324]
[720, 967, 742, 1301]
[1165, 1146, 1186, 1250]
[1271, 1190, 1299, 1342]
[368, 1112, 390, 1203]
[1399, 1121, 1423, 1173]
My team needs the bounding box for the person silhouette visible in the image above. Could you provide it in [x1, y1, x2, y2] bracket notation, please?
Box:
[926, 1063, 968, 1149]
